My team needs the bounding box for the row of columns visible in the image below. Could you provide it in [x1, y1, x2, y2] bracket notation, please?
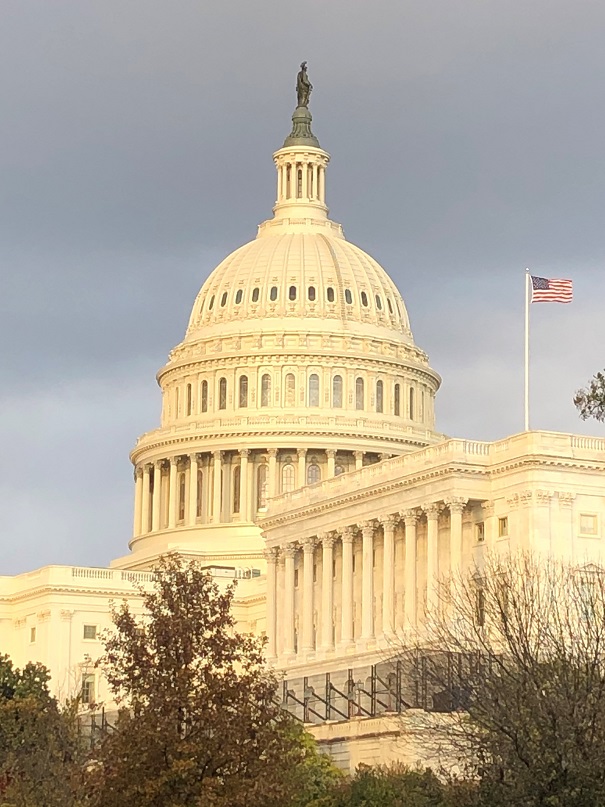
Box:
[276, 160, 326, 204]
[264, 498, 468, 660]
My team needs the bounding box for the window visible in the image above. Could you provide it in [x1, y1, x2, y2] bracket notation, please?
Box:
[332, 558, 337, 579]
[375, 295, 382, 310]
[201, 380, 208, 413]
[261, 374, 271, 407]
[376, 380, 384, 413]
[235, 289, 243, 304]
[580, 514, 598, 536]
[186, 383, 192, 416]
[498, 517, 509, 538]
[355, 377, 364, 410]
[30, 626, 36, 643]
[175, 387, 180, 417]
[332, 375, 343, 408]
[220, 291, 227, 307]
[289, 285, 297, 301]
[178, 472, 186, 521]
[196, 470, 203, 518]
[239, 375, 248, 408]
[387, 298, 394, 314]
[361, 291, 368, 307]
[308, 285, 316, 301]
[81, 674, 95, 705]
[209, 295, 215, 310]
[83, 624, 97, 641]
[282, 463, 295, 493]
[294, 569, 299, 588]
[252, 287, 260, 302]
[219, 378, 227, 410]
[335, 464, 345, 476]
[270, 286, 278, 301]
[233, 466, 241, 514]
[308, 374, 320, 407]
[327, 286, 335, 302]
[297, 168, 303, 197]
[257, 465, 268, 510]
[345, 289, 353, 304]
[476, 522, 485, 543]
[409, 387, 415, 420]
[313, 563, 317, 583]
[394, 383, 401, 416]
[285, 373, 296, 407]
[307, 464, 321, 485]
[286, 165, 291, 197]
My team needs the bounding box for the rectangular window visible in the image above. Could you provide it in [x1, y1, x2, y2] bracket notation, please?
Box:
[475, 522, 485, 543]
[498, 517, 508, 538]
[81, 673, 95, 705]
[580, 513, 598, 536]
[30, 626, 36, 643]
[83, 624, 97, 641]
[294, 569, 299, 588]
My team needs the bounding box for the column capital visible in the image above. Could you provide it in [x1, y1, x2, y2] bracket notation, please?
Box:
[142, 462, 153, 473]
[169, 455, 181, 467]
[282, 543, 297, 559]
[133, 466, 142, 481]
[239, 448, 251, 458]
[190, 452, 202, 465]
[263, 547, 279, 563]
[302, 537, 316, 554]
[378, 453, 390, 462]
[482, 499, 496, 516]
[213, 450, 224, 461]
[402, 509, 419, 526]
[354, 450, 364, 460]
[268, 448, 278, 459]
[360, 520, 375, 537]
[341, 526, 355, 544]
[319, 533, 335, 549]
[423, 502, 442, 519]
[154, 458, 166, 470]
[379, 513, 398, 530]
[445, 497, 468, 515]
[326, 449, 336, 459]
[297, 448, 307, 459]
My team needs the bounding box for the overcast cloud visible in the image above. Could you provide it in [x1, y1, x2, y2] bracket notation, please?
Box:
[1, 0, 604, 574]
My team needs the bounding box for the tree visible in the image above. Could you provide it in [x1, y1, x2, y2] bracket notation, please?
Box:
[0, 655, 83, 807]
[413, 553, 605, 807]
[88, 555, 340, 807]
[574, 370, 605, 422]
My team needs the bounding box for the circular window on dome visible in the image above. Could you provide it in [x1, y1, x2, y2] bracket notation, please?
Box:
[361, 291, 369, 307]
[375, 295, 382, 310]
[220, 292, 228, 307]
[289, 286, 297, 301]
[345, 289, 353, 305]
[235, 289, 243, 304]
[209, 295, 215, 310]
[270, 286, 278, 301]
[387, 298, 394, 314]
[327, 287, 335, 302]
[308, 286, 316, 301]
[252, 287, 259, 303]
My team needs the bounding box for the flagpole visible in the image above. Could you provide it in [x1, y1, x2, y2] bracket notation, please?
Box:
[524, 268, 530, 431]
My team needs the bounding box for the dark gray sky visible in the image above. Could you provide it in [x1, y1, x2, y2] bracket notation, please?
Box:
[1, 1, 604, 574]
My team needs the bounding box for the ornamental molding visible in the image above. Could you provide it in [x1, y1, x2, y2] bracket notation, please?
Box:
[37, 609, 51, 623]
[556, 491, 576, 508]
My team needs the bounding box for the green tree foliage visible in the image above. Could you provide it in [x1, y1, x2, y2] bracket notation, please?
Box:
[574, 370, 605, 422]
[88, 556, 341, 807]
[0, 654, 83, 807]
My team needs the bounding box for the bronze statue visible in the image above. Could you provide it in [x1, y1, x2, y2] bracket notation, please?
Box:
[296, 61, 312, 108]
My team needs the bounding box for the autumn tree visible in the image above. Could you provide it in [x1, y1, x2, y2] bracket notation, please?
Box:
[412, 553, 605, 807]
[88, 555, 340, 807]
[574, 369, 605, 422]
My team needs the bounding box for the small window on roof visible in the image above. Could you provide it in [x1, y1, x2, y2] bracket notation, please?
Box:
[289, 286, 297, 301]
[327, 287, 335, 302]
[308, 286, 316, 301]
[387, 298, 394, 314]
[252, 287, 259, 302]
[209, 295, 215, 310]
[270, 286, 278, 301]
[375, 295, 382, 310]
[361, 291, 368, 307]
[235, 289, 243, 304]
[220, 292, 228, 307]
[345, 289, 353, 304]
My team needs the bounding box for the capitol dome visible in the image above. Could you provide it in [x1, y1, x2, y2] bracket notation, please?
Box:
[117, 86, 443, 572]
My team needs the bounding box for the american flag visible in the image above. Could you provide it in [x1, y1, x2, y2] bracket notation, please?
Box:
[530, 275, 573, 303]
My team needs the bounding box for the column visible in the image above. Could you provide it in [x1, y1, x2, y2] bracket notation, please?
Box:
[361, 521, 375, 641]
[355, 451, 364, 471]
[340, 528, 354, 646]
[264, 548, 278, 659]
[151, 461, 163, 532]
[447, 498, 467, 579]
[404, 510, 418, 629]
[168, 456, 179, 529]
[221, 453, 231, 521]
[187, 454, 199, 526]
[312, 164, 318, 200]
[318, 166, 325, 202]
[212, 451, 222, 524]
[283, 544, 296, 657]
[268, 448, 278, 500]
[133, 468, 143, 537]
[381, 515, 397, 636]
[302, 539, 315, 653]
[240, 449, 250, 521]
[326, 449, 336, 478]
[297, 448, 307, 487]
[320, 534, 335, 651]
[425, 503, 441, 615]
[483, 501, 496, 552]
[141, 464, 151, 534]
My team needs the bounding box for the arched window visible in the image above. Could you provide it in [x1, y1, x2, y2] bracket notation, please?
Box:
[186, 383, 192, 416]
[201, 380, 208, 413]
[345, 288, 353, 304]
[257, 464, 268, 510]
[270, 286, 278, 301]
[285, 373, 296, 407]
[282, 463, 295, 493]
[175, 387, 180, 417]
[239, 375, 248, 408]
[196, 469, 203, 518]
[327, 287, 335, 302]
[307, 463, 321, 485]
[220, 291, 227, 307]
[376, 380, 384, 413]
[178, 472, 186, 521]
[297, 168, 303, 197]
[261, 374, 271, 407]
[409, 387, 415, 420]
[308, 374, 320, 407]
[232, 466, 241, 514]
[289, 285, 297, 301]
[332, 375, 343, 408]
[335, 464, 345, 476]
[308, 286, 316, 301]
[219, 377, 227, 410]
[375, 295, 383, 310]
[394, 383, 401, 416]
[355, 377, 365, 410]
[235, 289, 243, 304]
[252, 287, 259, 303]
[361, 291, 368, 307]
